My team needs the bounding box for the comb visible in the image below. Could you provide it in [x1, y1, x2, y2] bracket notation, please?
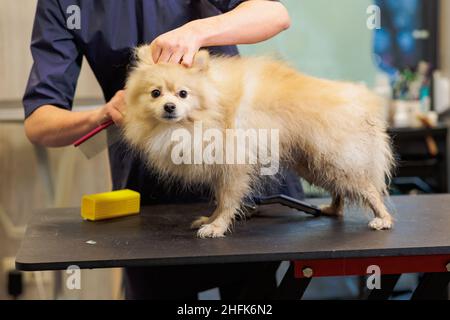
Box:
[74, 120, 120, 159]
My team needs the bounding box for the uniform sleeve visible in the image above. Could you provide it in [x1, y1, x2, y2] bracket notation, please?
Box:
[207, 0, 279, 12]
[206, 0, 246, 12]
[23, 0, 82, 118]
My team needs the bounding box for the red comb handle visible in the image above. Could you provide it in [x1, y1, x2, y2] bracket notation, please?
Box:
[73, 120, 114, 147]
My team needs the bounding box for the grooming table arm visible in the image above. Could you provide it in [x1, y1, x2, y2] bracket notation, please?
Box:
[255, 194, 322, 216]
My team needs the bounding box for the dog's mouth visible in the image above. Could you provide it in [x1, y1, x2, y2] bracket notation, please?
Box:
[161, 114, 180, 121]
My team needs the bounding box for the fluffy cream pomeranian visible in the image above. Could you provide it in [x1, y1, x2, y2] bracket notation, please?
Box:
[123, 45, 394, 238]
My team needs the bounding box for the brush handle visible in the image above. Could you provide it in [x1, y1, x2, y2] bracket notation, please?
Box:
[73, 120, 114, 147]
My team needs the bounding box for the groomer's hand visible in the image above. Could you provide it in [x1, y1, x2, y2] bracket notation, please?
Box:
[149, 22, 202, 67]
[92, 90, 127, 126]
[148, 1, 290, 67]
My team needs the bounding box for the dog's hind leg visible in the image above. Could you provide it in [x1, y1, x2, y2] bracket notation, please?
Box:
[190, 216, 211, 229]
[196, 168, 252, 238]
[293, 162, 345, 216]
[360, 184, 393, 230]
[320, 195, 344, 217]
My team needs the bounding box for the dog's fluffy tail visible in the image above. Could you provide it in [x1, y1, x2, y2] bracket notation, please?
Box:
[363, 90, 396, 197]
[378, 130, 395, 196]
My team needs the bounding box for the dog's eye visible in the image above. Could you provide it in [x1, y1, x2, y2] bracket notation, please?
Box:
[179, 90, 188, 99]
[151, 89, 161, 98]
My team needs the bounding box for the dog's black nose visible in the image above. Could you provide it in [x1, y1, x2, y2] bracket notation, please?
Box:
[164, 103, 176, 114]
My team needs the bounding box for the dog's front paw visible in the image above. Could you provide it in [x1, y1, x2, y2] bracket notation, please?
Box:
[190, 216, 210, 229]
[197, 222, 227, 238]
[368, 217, 393, 230]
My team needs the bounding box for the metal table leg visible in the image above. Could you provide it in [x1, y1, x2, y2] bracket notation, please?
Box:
[367, 274, 401, 300]
[234, 262, 279, 299]
[275, 262, 311, 300]
[411, 273, 450, 300]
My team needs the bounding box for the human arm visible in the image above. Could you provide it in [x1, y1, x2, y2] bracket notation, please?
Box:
[23, 0, 126, 147]
[150, 0, 290, 66]
[25, 91, 126, 147]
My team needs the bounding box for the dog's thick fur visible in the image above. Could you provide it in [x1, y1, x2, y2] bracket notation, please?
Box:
[123, 46, 395, 238]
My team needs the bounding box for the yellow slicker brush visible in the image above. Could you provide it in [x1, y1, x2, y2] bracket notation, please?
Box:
[81, 189, 140, 221]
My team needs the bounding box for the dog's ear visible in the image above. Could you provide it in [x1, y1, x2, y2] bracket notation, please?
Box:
[134, 45, 154, 65]
[192, 50, 210, 72]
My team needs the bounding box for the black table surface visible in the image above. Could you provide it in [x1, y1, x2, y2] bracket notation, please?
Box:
[16, 194, 450, 271]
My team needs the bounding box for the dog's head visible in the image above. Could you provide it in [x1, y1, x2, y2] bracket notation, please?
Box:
[125, 46, 212, 124]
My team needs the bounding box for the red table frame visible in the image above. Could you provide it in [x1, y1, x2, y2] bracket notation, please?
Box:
[273, 254, 450, 300]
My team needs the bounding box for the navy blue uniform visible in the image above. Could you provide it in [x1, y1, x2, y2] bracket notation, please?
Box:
[24, 0, 303, 299]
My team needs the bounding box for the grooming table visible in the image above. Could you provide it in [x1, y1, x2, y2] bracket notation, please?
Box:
[16, 194, 450, 300]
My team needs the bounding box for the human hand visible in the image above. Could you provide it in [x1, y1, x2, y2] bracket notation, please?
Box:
[92, 90, 127, 127]
[149, 22, 203, 67]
